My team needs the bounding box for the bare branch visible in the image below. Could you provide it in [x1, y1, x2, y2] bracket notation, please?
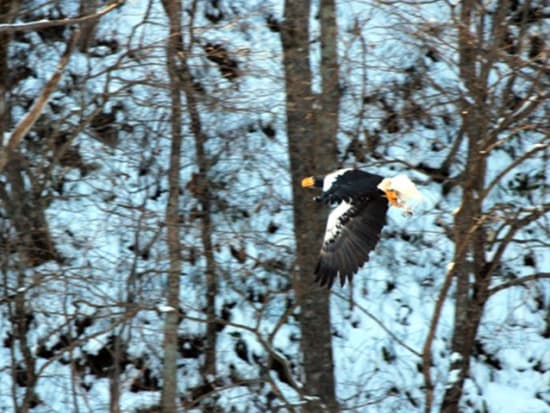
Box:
[484, 204, 550, 278]
[0, 30, 80, 172]
[482, 140, 549, 200]
[180, 311, 305, 393]
[422, 261, 454, 413]
[0, 1, 124, 33]
[489, 92, 548, 141]
[489, 273, 550, 296]
[332, 290, 422, 358]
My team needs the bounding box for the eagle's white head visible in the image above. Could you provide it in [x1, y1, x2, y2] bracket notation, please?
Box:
[377, 175, 422, 214]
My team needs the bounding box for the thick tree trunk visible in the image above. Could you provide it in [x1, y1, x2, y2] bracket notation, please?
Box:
[281, 1, 339, 411]
[420, 0, 550, 411]
[317, 0, 340, 151]
[77, 0, 99, 52]
[160, 1, 184, 411]
[440, 1, 490, 411]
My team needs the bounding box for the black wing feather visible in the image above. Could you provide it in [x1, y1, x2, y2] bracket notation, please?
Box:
[324, 170, 384, 204]
[315, 196, 388, 288]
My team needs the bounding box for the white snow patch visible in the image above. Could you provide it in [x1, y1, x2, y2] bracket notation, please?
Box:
[157, 305, 176, 313]
[450, 352, 463, 363]
[485, 382, 550, 413]
[446, 368, 460, 386]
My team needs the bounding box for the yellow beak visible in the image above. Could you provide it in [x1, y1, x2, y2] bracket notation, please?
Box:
[384, 189, 400, 207]
[301, 176, 315, 188]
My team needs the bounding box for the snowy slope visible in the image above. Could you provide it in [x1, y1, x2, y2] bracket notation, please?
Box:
[0, 0, 548, 412]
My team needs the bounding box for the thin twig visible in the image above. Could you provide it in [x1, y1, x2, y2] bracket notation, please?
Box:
[482, 140, 549, 200]
[0, 1, 123, 33]
[332, 290, 422, 358]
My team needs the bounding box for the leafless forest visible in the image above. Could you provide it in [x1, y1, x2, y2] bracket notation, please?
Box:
[0, 1, 548, 412]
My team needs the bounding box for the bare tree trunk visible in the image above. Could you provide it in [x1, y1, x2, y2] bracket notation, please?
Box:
[77, 0, 99, 52]
[12, 271, 37, 413]
[439, 2, 491, 410]
[0, 0, 22, 140]
[281, 1, 338, 411]
[439, 0, 546, 410]
[109, 334, 122, 413]
[161, 0, 219, 393]
[182, 62, 218, 384]
[441, 4, 485, 411]
[160, 0, 184, 411]
[317, 0, 340, 150]
[173, 6, 218, 388]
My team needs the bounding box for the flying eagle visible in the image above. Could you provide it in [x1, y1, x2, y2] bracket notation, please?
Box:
[301, 168, 421, 288]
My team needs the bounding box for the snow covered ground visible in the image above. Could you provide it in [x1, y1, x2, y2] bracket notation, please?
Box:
[0, 0, 548, 412]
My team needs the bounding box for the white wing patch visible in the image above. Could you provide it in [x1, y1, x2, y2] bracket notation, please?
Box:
[322, 168, 352, 192]
[324, 201, 352, 242]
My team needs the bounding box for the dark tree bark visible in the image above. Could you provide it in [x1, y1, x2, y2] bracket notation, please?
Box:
[11, 271, 37, 413]
[317, 0, 340, 149]
[0, 0, 22, 139]
[160, 2, 220, 410]
[281, 1, 339, 411]
[109, 334, 122, 413]
[441, 2, 488, 410]
[172, 5, 219, 390]
[433, 1, 550, 411]
[160, 1, 184, 411]
[0, 16, 70, 412]
[77, 0, 99, 52]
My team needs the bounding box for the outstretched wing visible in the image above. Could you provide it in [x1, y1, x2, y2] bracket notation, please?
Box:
[315, 196, 388, 288]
